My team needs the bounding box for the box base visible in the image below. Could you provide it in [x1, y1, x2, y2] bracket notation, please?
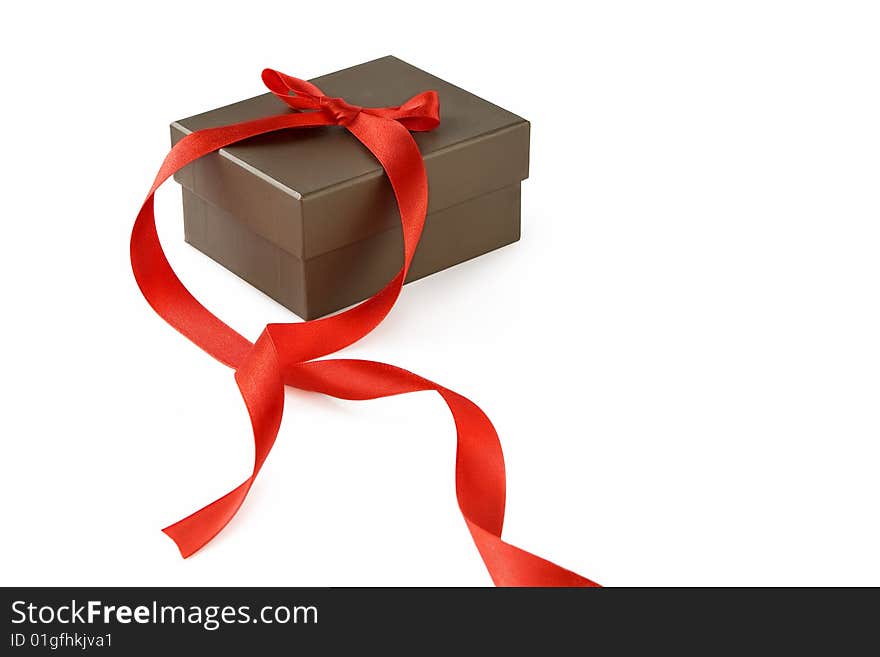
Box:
[182, 184, 521, 320]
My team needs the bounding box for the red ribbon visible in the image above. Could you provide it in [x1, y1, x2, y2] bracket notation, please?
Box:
[131, 69, 599, 587]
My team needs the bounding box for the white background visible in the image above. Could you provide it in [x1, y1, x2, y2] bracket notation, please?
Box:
[1, 1, 878, 586]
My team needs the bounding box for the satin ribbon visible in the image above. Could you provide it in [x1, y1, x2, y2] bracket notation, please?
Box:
[131, 69, 599, 587]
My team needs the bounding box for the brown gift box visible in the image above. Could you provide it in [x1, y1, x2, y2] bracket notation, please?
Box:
[172, 56, 529, 319]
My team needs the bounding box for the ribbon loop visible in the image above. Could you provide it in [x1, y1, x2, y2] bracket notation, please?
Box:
[260, 68, 325, 107]
[369, 91, 441, 131]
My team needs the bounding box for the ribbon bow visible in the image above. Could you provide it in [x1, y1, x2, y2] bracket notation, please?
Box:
[262, 68, 440, 129]
[130, 69, 599, 587]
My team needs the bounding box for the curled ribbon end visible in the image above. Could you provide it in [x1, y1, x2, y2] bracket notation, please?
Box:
[161, 526, 199, 559]
[160, 480, 253, 560]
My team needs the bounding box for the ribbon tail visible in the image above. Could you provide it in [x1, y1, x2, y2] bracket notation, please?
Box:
[465, 522, 599, 587]
[163, 330, 285, 557]
[284, 359, 600, 587]
[439, 388, 600, 587]
[131, 112, 333, 556]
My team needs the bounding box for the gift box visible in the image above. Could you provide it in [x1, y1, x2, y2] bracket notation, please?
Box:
[171, 56, 529, 319]
[133, 58, 597, 587]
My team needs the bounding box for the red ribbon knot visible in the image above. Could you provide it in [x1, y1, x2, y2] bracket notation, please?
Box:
[318, 95, 362, 125]
[130, 68, 598, 587]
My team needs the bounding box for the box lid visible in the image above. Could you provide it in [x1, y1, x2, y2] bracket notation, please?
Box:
[172, 55, 529, 259]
